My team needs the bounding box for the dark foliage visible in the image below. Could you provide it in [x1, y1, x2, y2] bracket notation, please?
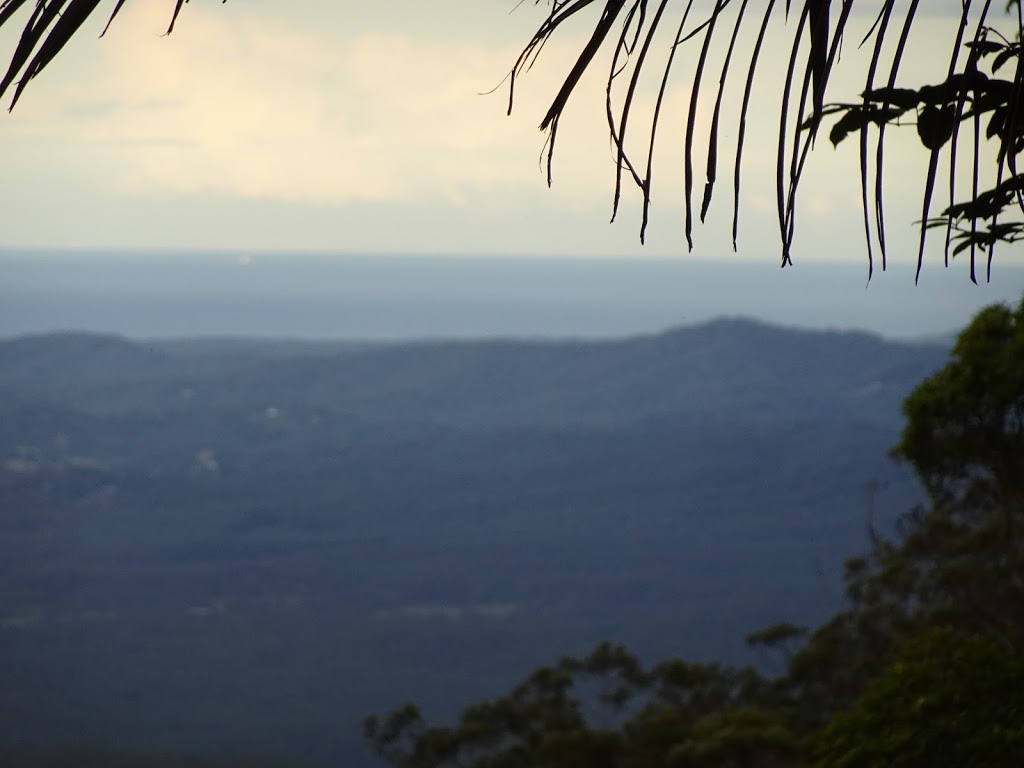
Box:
[512, 2, 1024, 277]
[811, 628, 1024, 767]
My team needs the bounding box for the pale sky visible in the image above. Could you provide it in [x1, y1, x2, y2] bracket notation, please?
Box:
[0, 0, 1018, 271]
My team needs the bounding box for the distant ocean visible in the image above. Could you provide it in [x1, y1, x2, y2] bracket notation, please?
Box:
[2, 249, 1021, 340]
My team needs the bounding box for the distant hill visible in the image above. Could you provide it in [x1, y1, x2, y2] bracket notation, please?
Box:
[0, 321, 949, 767]
[0, 318, 945, 427]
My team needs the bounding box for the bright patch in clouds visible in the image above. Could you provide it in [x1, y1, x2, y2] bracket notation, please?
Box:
[61, 6, 539, 205]
[3, 2, 702, 213]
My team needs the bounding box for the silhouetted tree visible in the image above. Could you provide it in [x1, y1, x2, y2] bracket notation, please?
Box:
[785, 293, 1024, 725]
[364, 641, 796, 768]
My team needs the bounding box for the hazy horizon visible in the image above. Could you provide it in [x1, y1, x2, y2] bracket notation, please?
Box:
[3, 249, 1021, 343]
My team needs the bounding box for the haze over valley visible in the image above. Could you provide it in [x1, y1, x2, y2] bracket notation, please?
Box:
[1, 310, 949, 766]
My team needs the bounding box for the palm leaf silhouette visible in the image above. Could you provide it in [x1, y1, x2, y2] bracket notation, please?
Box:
[510, 0, 1023, 279]
[0, 0, 219, 109]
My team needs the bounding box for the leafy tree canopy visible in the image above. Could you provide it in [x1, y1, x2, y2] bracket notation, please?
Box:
[812, 628, 1024, 768]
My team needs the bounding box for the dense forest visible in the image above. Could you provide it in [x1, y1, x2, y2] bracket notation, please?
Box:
[2, 310, 1017, 766]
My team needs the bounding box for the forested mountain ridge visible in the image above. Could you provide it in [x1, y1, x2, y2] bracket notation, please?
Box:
[0, 320, 948, 766]
[0, 318, 945, 429]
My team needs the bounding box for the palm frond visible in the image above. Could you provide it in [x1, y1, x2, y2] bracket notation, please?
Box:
[511, 0, 1024, 279]
[0, 0, 224, 110]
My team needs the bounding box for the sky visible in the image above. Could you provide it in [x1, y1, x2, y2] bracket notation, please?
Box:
[0, 0, 1021, 342]
[0, 0, 1008, 261]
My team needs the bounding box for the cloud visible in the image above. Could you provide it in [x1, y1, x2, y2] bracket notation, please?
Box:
[0, 1, 710, 213]
[14, 3, 624, 210]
